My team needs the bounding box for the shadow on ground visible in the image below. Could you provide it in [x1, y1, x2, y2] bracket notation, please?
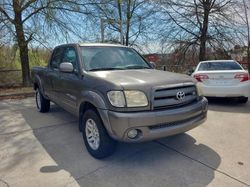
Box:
[18, 104, 221, 187]
[207, 97, 250, 114]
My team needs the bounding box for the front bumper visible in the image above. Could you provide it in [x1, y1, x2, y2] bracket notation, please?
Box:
[98, 97, 208, 142]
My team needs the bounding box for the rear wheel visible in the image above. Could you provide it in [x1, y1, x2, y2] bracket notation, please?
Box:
[81, 109, 116, 159]
[35, 88, 50, 113]
[238, 97, 248, 104]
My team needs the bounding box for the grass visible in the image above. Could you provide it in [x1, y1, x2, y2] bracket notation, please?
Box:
[0, 46, 50, 88]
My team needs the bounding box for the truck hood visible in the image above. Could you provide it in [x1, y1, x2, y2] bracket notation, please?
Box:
[88, 69, 195, 89]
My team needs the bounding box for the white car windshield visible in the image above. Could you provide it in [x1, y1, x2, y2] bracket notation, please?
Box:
[198, 61, 243, 71]
[81, 46, 151, 71]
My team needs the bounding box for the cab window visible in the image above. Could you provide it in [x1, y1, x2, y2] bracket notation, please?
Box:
[61, 47, 78, 70]
[50, 47, 63, 70]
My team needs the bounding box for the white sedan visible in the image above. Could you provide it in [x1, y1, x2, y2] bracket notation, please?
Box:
[192, 60, 250, 103]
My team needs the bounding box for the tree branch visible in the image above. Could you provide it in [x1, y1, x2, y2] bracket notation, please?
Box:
[21, 0, 36, 11]
[0, 6, 14, 23]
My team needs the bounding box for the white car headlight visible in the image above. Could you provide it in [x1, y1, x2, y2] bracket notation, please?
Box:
[107, 90, 148, 107]
[107, 91, 126, 107]
[124, 91, 148, 107]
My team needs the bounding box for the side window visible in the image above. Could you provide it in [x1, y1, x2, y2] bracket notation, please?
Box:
[61, 47, 78, 69]
[50, 48, 63, 70]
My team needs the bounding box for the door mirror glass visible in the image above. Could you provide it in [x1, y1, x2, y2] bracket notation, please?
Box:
[59, 62, 74, 73]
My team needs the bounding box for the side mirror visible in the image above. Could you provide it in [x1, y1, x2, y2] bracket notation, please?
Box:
[59, 62, 74, 73]
[149, 61, 156, 69]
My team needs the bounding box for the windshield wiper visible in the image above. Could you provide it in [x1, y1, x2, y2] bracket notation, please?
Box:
[89, 67, 124, 71]
[125, 65, 151, 69]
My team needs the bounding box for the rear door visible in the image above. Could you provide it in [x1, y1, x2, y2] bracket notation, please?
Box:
[44, 47, 64, 99]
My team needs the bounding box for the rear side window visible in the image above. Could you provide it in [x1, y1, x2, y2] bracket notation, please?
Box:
[50, 48, 63, 70]
[198, 61, 242, 71]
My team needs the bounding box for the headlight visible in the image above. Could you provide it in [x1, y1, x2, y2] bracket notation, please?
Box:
[124, 91, 148, 107]
[107, 91, 126, 107]
[196, 84, 203, 96]
[107, 90, 148, 107]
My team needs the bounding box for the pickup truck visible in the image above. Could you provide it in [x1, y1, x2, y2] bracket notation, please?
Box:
[32, 43, 208, 159]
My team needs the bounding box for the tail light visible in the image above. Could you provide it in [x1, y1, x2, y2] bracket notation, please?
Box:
[234, 73, 250, 82]
[194, 74, 209, 82]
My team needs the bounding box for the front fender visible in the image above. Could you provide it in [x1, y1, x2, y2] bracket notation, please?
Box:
[78, 90, 115, 135]
[78, 90, 108, 111]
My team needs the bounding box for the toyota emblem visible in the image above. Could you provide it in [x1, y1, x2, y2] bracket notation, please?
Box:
[176, 91, 185, 100]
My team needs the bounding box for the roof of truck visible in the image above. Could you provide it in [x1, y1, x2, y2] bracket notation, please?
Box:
[79, 43, 129, 47]
[54, 43, 131, 49]
[200, 60, 235, 63]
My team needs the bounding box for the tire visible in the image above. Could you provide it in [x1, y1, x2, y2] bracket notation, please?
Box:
[35, 88, 50, 113]
[81, 109, 116, 159]
[238, 97, 248, 104]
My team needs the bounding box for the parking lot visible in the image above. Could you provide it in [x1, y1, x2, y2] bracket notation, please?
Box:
[0, 98, 250, 187]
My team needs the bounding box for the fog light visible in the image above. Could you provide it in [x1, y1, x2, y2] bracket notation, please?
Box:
[127, 129, 138, 139]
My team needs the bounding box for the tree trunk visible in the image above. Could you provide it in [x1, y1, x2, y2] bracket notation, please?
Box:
[13, 0, 31, 86]
[125, 0, 131, 46]
[247, 42, 250, 73]
[18, 39, 30, 86]
[117, 0, 123, 45]
[199, 38, 206, 61]
[199, 1, 210, 61]
[243, 0, 250, 73]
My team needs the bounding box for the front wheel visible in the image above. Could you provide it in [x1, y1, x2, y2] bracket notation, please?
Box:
[238, 97, 248, 104]
[81, 109, 116, 159]
[35, 88, 50, 113]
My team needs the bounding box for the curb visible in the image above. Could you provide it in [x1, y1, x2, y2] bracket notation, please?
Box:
[0, 92, 35, 100]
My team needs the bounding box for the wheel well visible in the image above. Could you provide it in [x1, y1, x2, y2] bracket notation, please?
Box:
[79, 102, 98, 116]
[79, 102, 98, 132]
[34, 82, 39, 90]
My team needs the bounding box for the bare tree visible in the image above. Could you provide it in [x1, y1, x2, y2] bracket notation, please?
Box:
[91, 0, 157, 46]
[231, 0, 250, 72]
[157, 0, 240, 62]
[0, 0, 91, 86]
[243, 0, 250, 73]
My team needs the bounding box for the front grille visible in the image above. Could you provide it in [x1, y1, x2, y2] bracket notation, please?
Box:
[153, 85, 197, 110]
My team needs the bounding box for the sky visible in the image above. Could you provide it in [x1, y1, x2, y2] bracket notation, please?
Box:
[1, 0, 250, 55]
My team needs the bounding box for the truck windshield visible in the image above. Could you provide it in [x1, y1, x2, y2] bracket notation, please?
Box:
[80, 46, 151, 71]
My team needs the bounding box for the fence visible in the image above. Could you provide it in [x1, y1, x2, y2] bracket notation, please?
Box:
[0, 69, 23, 88]
[156, 65, 189, 74]
[0, 66, 187, 88]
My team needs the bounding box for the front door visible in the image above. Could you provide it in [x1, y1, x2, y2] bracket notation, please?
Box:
[56, 46, 81, 114]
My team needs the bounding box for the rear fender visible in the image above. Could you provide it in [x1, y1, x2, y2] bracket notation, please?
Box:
[33, 75, 47, 98]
